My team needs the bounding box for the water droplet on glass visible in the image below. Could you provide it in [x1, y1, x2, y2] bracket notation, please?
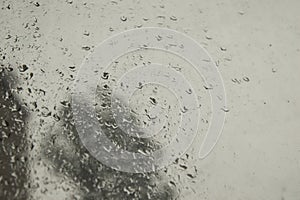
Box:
[170, 16, 177, 21]
[120, 16, 127, 22]
[19, 64, 28, 72]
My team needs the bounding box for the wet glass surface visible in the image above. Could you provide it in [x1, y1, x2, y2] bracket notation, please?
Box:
[1, 0, 300, 200]
[0, 72, 29, 199]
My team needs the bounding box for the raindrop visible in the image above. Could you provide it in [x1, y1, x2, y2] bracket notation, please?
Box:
[5, 35, 11, 39]
[205, 35, 212, 40]
[82, 46, 91, 51]
[187, 173, 195, 178]
[156, 35, 162, 41]
[220, 47, 227, 51]
[169, 181, 176, 187]
[179, 164, 187, 170]
[34, 2, 40, 7]
[149, 97, 157, 105]
[238, 11, 245, 15]
[102, 72, 109, 80]
[231, 78, 241, 84]
[60, 100, 70, 107]
[186, 89, 192, 94]
[221, 107, 230, 112]
[203, 85, 213, 90]
[31, 101, 37, 109]
[103, 84, 109, 89]
[41, 107, 51, 117]
[19, 64, 28, 72]
[120, 16, 127, 22]
[83, 31, 90, 36]
[243, 77, 250, 82]
[170, 16, 177, 21]
[181, 106, 188, 113]
[137, 82, 143, 89]
[53, 113, 60, 121]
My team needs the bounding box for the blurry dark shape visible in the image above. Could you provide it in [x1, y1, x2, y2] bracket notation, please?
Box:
[0, 71, 29, 199]
[41, 85, 175, 199]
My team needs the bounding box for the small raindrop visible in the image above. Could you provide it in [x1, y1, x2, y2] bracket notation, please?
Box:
[187, 173, 195, 178]
[238, 11, 245, 15]
[149, 97, 157, 105]
[169, 181, 176, 187]
[41, 107, 51, 117]
[181, 106, 188, 113]
[34, 2, 40, 7]
[205, 35, 212, 40]
[243, 77, 250, 82]
[31, 101, 37, 109]
[102, 72, 109, 80]
[83, 31, 90, 36]
[53, 113, 60, 121]
[186, 89, 192, 94]
[103, 84, 109, 89]
[120, 16, 127, 22]
[179, 164, 187, 170]
[156, 35, 162, 41]
[221, 107, 230, 112]
[220, 47, 227, 51]
[19, 64, 28, 72]
[170, 16, 177, 21]
[231, 78, 241, 84]
[203, 85, 213, 90]
[5, 35, 11, 39]
[137, 82, 143, 89]
[60, 100, 70, 107]
[82, 46, 91, 51]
